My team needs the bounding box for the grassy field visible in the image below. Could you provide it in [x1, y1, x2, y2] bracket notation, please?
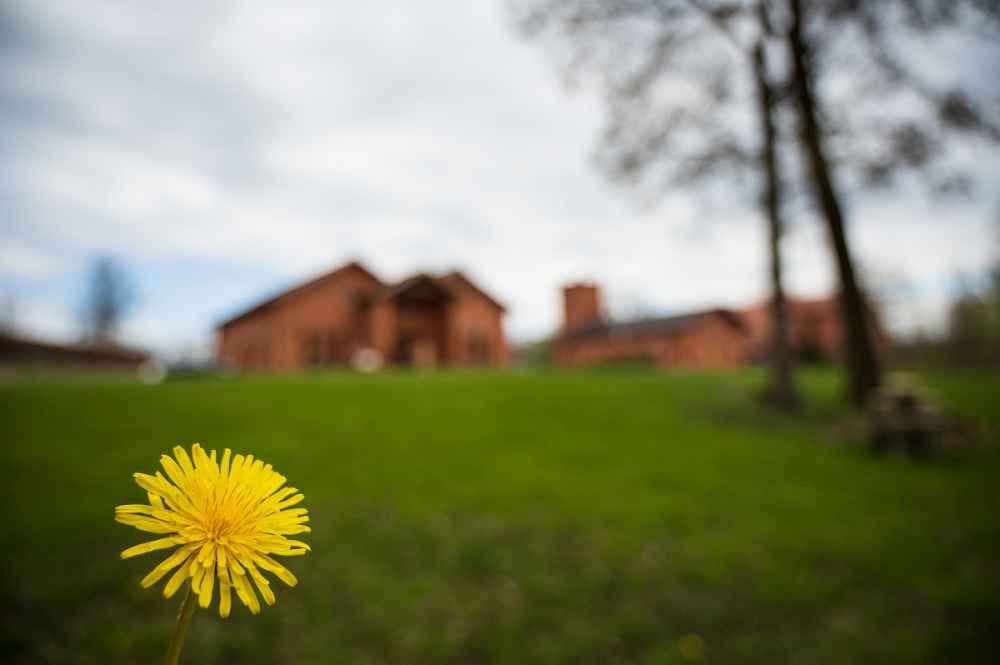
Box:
[1, 368, 998, 664]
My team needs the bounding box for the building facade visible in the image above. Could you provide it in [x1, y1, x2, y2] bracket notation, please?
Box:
[553, 282, 880, 369]
[738, 296, 886, 363]
[553, 283, 750, 368]
[217, 262, 509, 371]
[0, 332, 151, 374]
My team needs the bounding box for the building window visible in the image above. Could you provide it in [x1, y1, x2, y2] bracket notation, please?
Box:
[327, 330, 353, 364]
[467, 330, 489, 366]
[350, 290, 372, 311]
[303, 332, 323, 368]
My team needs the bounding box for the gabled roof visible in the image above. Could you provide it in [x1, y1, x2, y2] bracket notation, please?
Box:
[217, 261, 506, 330]
[216, 261, 381, 329]
[436, 271, 507, 312]
[378, 273, 456, 303]
[561, 308, 747, 341]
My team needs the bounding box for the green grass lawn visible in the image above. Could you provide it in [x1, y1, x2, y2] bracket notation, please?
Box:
[1, 368, 998, 664]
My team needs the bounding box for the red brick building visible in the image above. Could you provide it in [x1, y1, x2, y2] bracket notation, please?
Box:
[217, 261, 509, 371]
[554, 283, 750, 368]
[0, 332, 151, 374]
[739, 296, 886, 363]
[554, 283, 882, 369]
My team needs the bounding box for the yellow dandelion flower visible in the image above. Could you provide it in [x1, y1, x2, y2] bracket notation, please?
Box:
[115, 443, 310, 618]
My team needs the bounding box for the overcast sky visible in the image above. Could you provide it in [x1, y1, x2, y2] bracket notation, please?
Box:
[1, 1, 997, 358]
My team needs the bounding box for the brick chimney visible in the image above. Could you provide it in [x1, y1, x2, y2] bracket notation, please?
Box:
[562, 282, 604, 333]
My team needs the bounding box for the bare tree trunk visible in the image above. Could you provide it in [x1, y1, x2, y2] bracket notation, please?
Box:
[753, 39, 799, 409]
[787, 0, 882, 406]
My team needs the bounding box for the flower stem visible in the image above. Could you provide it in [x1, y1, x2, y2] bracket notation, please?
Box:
[164, 584, 197, 665]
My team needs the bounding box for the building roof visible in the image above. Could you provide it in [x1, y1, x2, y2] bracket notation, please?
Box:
[378, 273, 456, 303]
[560, 308, 747, 341]
[0, 332, 150, 364]
[436, 271, 507, 312]
[217, 261, 505, 329]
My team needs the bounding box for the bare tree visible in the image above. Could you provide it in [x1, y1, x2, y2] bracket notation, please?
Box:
[512, 0, 801, 407]
[751, 4, 797, 407]
[515, 0, 1000, 406]
[783, 0, 1000, 404]
[82, 255, 134, 345]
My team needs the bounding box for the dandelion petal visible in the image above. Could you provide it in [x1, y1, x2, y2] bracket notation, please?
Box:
[116, 444, 309, 617]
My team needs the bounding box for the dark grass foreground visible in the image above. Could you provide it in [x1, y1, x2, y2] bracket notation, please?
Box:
[1, 368, 998, 664]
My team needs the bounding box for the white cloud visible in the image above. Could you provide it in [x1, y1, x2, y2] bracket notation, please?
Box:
[9, 300, 77, 343]
[1, 0, 997, 353]
[0, 242, 69, 279]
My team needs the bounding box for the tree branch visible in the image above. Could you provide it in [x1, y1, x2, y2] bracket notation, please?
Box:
[681, 0, 750, 58]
